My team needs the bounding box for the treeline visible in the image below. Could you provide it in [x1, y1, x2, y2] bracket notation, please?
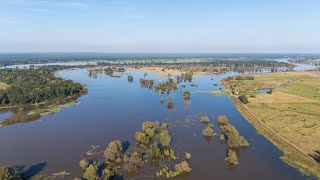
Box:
[228, 76, 255, 80]
[0, 67, 87, 106]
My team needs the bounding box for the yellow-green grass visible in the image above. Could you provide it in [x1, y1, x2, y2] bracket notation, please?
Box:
[224, 71, 320, 177]
[230, 96, 320, 178]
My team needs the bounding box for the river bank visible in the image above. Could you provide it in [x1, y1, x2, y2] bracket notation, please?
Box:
[222, 71, 320, 178]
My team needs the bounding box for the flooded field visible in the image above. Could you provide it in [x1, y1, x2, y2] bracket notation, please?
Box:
[0, 69, 311, 179]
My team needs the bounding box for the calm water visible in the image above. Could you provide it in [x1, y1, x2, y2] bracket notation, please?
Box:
[0, 69, 311, 179]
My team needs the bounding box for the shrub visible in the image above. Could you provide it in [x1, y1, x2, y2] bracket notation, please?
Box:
[267, 89, 273, 94]
[167, 99, 173, 109]
[149, 142, 162, 159]
[103, 166, 117, 179]
[175, 161, 192, 173]
[183, 91, 190, 100]
[239, 94, 249, 104]
[160, 129, 171, 147]
[160, 123, 168, 131]
[83, 164, 98, 180]
[221, 124, 249, 148]
[202, 124, 214, 137]
[79, 160, 89, 170]
[220, 134, 225, 141]
[185, 152, 191, 160]
[160, 97, 165, 104]
[123, 152, 144, 173]
[200, 114, 209, 124]
[104, 140, 123, 162]
[225, 149, 239, 165]
[0, 167, 12, 180]
[218, 115, 228, 125]
[142, 121, 159, 132]
[135, 131, 149, 144]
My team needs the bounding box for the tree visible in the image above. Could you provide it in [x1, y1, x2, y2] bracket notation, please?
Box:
[183, 91, 190, 100]
[160, 129, 171, 147]
[202, 124, 214, 137]
[83, 164, 98, 180]
[167, 99, 173, 109]
[225, 150, 239, 165]
[0, 167, 12, 180]
[218, 115, 228, 125]
[239, 94, 248, 104]
[79, 160, 89, 170]
[104, 140, 123, 162]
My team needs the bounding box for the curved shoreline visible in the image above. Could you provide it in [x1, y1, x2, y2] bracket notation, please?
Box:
[223, 81, 320, 178]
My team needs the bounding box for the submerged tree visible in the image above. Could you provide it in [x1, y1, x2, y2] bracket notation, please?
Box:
[220, 124, 249, 148]
[0, 167, 12, 180]
[183, 91, 191, 100]
[104, 140, 123, 162]
[79, 159, 89, 170]
[225, 149, 239, 165]
[160, 129, 171, 147]
[160, 97, 165, 104]
[167, 99, 173, 109]
[218, 115, 228, 125]
[200, 114, 210, 124]
[202, 124, 214, 137]
[83, 164, 98, 180]
[123, 151, 144, 173]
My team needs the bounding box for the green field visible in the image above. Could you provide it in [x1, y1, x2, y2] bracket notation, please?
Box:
[223, 71, 320, 177]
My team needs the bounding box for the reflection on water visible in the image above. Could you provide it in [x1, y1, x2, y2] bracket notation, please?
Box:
[0, 69, 310, 179]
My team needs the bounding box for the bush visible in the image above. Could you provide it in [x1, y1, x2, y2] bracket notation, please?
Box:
[221, 124, 249, 148]
[123, 152, 144, 173]
[183, 91, 190, 100]
[160, 97, 165, 104]
[135, 131, 149, 144]
[149, 142, 162, 159]
[175, 161, 192, 173]
[220, 134, 225, 141]
[225, 150, 239, 165]
[218, 116, 228, 125]
[200, 114, 209, 124]
[167, 99, 173, 109]
[159, 129, 171, 147]
[104, 140, 123, 162]
[79, 160, 89, 170]
[0, 167, 12, 180]
[239, 94, 249, 104]
[202, 124, 214, 137]
[267, 89, 273, 94]
[185, 152, 191, 160]
[83, 164, 98, 180]
[103, 166, 117, 179]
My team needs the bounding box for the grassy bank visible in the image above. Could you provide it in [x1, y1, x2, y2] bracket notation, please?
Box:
[223, 71, 320, 178]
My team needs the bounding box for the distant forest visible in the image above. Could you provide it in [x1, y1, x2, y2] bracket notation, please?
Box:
[0, 66, 87, 106]
[0, 53, 319, 66]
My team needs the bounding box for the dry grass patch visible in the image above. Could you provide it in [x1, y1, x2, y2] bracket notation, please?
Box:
[0, 82, 9, 90]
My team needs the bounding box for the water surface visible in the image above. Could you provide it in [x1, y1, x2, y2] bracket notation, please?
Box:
[0, 69, 310, 179]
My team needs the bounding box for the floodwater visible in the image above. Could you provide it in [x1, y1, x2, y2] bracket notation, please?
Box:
[0, 69, 313, 179]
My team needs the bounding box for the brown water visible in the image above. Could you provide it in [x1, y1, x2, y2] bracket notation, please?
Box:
[0, 69, 312, 179]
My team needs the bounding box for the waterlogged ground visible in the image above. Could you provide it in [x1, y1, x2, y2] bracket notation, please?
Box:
[0, 69, 311, 179]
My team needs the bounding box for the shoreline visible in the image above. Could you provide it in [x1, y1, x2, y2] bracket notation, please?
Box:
[126, 67, 212, 76]
[222, 76, 320, 178]
[126, 67, 320, 177]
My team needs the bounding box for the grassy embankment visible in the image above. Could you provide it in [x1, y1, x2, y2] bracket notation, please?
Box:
[223, 71, 320, 177]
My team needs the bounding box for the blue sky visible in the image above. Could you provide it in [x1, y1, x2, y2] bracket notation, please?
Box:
[1, 0, 320, 53]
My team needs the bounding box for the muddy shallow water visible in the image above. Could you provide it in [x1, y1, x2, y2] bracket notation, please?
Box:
[0, 69, 311, 179]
